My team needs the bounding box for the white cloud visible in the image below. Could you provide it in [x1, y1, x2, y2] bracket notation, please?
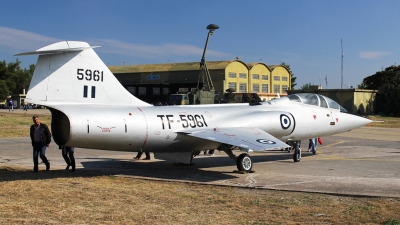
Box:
[0, 26, 230, 59]
[0, 26, 60, 52]
[92, 39, 229, 59]
[359, 51, 392, 59]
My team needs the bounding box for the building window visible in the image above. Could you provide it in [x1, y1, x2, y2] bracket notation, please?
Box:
[253, 83, 259, 93]
[229, 72, 236, 78]
[252, 74, 259, 79]
[239, 73, 246, 79]
[139, 87, 146, 95]
[229, 82, 236, 91]
[153, 87, 160, 95]
[127, 87, 135, 95]
[239, 83, 247, 93]
[262, 84, 268, 93]
[162, 88, 169, 95]
[262, 75, 268, 80]
[274, 76, 280, 81]
[274, 85, 280, 93]
[282, 76, 288, 81]
[282, 85, 288, 92]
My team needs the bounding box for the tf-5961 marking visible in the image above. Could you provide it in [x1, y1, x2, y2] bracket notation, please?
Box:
[157, 114, 208, 129]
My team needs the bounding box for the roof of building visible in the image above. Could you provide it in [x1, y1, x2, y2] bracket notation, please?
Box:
[109, 60, 244, 74]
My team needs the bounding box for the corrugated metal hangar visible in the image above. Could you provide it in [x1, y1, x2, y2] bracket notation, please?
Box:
[109, 60, 291, 104]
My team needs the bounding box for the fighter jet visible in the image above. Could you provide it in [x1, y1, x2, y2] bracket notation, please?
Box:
[16, 41, 371, 173]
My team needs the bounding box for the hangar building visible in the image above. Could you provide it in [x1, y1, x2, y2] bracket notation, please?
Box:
[109, 60, 291, 104]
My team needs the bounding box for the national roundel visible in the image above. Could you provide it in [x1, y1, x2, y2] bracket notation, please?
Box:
[280, 114, 291, 130]
[256, 139, 276, 144]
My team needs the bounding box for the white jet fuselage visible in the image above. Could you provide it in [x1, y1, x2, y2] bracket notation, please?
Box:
[55, 96, 366, 152]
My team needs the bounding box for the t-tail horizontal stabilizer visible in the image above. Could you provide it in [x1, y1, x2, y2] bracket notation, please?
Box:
[17, 41, 150, 107]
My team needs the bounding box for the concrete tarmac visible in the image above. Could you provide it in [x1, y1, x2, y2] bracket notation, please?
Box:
[1, 109, 399, 197]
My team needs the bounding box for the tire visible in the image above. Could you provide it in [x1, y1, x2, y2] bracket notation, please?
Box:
[293, 152, 301, 162]
[293, 150, 301, 162]
[236, 153, 253, 173]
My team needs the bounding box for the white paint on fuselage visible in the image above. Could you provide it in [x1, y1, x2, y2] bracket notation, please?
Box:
[50, 97, 370, 153]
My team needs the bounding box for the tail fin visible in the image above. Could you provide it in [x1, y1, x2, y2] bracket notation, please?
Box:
[17, 41, 149, 106]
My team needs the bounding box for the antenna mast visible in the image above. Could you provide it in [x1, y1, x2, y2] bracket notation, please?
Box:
[325, 75, 328, 89]
[341, 39, 343, 89]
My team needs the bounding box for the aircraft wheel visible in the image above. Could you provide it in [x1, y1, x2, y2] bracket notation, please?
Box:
[293, 149, 301, 162]
[236, 153, 253, 173]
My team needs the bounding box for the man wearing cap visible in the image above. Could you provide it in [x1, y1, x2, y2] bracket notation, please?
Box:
[30, 115, 52, 172]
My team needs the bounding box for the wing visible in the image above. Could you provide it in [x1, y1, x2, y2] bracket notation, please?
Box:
[184, 127, 290, 151]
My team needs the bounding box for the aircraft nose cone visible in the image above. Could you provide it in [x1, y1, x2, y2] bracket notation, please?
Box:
[349, 115, 372, 128]
[358, 116, 372, 126]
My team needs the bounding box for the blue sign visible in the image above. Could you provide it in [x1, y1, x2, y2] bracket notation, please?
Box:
[147, 75, 160, 80]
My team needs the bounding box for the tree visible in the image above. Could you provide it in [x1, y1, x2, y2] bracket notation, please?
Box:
[280, 62, 297, 89]
[0, 80, 9, 101]
[362, 65, 400, 89]
[357, 82, 366, 89]
[299, 83, 317, 90]
[362, 65, 400, 115]
[0, 59, 34, 100]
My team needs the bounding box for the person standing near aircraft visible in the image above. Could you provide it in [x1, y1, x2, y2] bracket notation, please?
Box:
[8, 99, 13, 112]
[134, 151, 151, 160]
[30, 115, 51, 172]
[308, 138, 317, 155]
[309, 137, 323, 155]
[61, 146, 76, 172]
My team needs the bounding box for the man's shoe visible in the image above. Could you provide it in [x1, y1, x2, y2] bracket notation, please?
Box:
[46, 162, 50, 171]
[66, 164, 70, 170]
[143, 158, 150, 160]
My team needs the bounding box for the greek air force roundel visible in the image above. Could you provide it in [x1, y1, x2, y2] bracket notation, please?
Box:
[280, 114, 291, 130]
[256, 139, 276, 144]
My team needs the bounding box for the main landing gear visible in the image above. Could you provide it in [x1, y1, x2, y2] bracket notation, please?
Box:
[220, 141, 302, 173]
[222, 146, 254, 173]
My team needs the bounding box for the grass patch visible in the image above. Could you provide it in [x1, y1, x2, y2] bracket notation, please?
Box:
[0, 112, 51, 137]
[367, 115, 400, 128]
[385, 219, 400, 225]
[0, 166, 399, 224]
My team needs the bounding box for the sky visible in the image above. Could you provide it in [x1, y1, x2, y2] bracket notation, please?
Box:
[1, 0, 400, 89]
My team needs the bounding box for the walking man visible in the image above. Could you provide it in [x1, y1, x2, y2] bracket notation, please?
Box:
[30, 115, 51, 172]
[61, 146, 76, 172]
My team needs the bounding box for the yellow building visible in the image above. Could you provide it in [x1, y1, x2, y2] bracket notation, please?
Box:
[109, 60, 291, 103]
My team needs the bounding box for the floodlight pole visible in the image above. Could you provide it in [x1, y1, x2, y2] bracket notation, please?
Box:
[198, 24, 219, 91]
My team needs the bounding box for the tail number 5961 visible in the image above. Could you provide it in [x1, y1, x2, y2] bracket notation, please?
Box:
[77, 69, 104, 82]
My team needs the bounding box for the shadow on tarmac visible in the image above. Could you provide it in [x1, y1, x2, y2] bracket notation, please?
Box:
[1, 151, 312, 183]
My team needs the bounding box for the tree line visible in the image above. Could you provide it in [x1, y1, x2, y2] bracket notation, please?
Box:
[362, 65, 400, 116]
[300, 65, 400, 116]
[0, 59, 35, 101]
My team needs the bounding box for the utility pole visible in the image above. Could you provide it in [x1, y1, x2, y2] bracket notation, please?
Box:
[341, 39, 344, 89]
[325, 75, 328, 89]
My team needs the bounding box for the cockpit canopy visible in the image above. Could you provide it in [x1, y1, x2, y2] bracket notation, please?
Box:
[287, 93, 348, 112]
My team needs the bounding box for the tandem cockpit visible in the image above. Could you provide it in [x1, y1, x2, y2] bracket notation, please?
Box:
[277, 93, 348, 113]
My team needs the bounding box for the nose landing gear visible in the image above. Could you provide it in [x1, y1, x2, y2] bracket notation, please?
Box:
[288, 141, 301, 162]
